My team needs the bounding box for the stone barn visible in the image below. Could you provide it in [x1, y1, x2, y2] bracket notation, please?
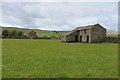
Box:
[26, 30, 37, 39]
[61, 23, 106, 43]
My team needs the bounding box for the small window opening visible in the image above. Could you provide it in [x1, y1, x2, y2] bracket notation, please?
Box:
[84, 29, 86, 33]
[98, 36, 99, 38]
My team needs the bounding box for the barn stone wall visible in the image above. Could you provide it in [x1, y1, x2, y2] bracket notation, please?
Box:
[61, 30, 91, 42]
[91, 25, 106, 42]
[78, 29, 91, 42]
[61, 24, 107, 43]
[65, 31, 78, 42]
[61, 36, 67, 42]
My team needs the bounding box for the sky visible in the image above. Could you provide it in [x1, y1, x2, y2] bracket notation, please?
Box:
[1, 2, 118, 31]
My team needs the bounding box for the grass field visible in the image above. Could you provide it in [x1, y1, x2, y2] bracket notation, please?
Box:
[2, 39, 118, 78]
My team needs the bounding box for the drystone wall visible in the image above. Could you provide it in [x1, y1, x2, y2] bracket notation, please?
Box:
[104, 37, 120, 43]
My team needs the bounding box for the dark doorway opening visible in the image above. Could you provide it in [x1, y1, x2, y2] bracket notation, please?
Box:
[75, 35, 78, 42]
[87, 36, 89, 43]
[80, 36, 82, 42]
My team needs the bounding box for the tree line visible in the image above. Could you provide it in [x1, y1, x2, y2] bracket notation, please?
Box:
[2, 29, 24, 37]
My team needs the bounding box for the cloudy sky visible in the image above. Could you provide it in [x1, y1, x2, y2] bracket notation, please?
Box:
[2, 2, 118, 31]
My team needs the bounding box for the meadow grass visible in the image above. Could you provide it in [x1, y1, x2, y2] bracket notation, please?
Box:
[2, 39, 118, 78]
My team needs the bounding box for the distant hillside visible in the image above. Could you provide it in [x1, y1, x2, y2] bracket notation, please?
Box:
[107, 30, 119, 37]
[1, 27, 68, 38]
[2, 27, 39, 34]
[1, 26, 119, 37]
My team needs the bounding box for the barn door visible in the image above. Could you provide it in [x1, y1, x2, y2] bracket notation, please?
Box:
[87, 36, 89, 43]
[80, 36, 82, 42]
[75, 35, 78, 42]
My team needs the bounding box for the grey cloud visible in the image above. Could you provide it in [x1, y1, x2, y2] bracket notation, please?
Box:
[2, 2, 118, 31]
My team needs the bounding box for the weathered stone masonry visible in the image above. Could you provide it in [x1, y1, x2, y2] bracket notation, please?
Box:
[61, 23, 106, 43]
[26, 30, 37, 39]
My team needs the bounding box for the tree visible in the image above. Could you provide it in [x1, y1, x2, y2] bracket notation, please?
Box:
[2, 29, 9, 36]
[10, 30, 17, 37]
[18, 31, 24, 36]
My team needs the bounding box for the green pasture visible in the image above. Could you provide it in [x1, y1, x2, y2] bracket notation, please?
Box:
[2, 39, 118, 78]
[34, 30, 68, 38]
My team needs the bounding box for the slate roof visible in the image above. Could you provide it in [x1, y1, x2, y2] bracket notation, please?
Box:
[62, 30, 77, 36]
[62, 23, 101, 36]
[27, 30, 36, 34]
[73, 24, 95, 30]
